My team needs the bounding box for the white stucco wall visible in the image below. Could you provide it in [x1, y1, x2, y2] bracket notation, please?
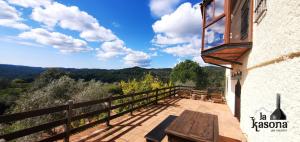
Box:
[225, 0, 300, 141]
[225, 68, 235, 115]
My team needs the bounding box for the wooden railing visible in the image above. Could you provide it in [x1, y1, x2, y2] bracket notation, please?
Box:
[0, 86, 193, 142]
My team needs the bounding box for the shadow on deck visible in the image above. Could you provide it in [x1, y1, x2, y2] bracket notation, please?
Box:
[68, 97, 246, 142]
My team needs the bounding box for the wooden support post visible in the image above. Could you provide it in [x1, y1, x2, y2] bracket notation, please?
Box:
[64, 100, 73, 142]
[130, 93, 134, 116]
[155, 88, 158, 105]
[106, 95, 112, 126]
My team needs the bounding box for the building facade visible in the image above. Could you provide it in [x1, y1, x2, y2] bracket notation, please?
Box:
[200, 0, 300, 141]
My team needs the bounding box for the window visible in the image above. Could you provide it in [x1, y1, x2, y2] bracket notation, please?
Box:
[206, 3, 214, 24]
[254, 0, 267, 22]
[204, 17, 225, 49]
[205, 0, 225, 26]
[215, 0, 225, 17]
[240, 0, 250, 40]
[203, 0, 226, 50]
[201, 0, 253, 50]
[200, 0, 253, 66]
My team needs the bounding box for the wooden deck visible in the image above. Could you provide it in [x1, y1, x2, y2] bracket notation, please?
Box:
[67, 97, 246, 142]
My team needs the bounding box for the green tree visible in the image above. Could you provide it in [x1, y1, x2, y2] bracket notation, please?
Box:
[31, 69, 70, 90]
[202, 66, 225, 90]
[120, 73, 164, 94]
[170, 60, 207, 89]
[118, 73, 165, 113]
[0, 78, 10, 89]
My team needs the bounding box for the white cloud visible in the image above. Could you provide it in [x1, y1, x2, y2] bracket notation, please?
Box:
[0, 0, 29, 30]
[164, 45, 196, 57]
[31, 2, 117, 42]
[149, 47, 158, 51]
[152, 34, 188, 45]
[0, 35, 44, 48]
[19, 28, 92, 53]
[3, 0, 152, 67]
[149, 0, 180, 17]
[8, 0, 52, 8]
[97, 39, 151, 67]
[96, 39, 129, 60]
[123, 51, 151, 67]
[163, 37, 200, 57]
[152, 2, 202, 48]
[152, 2, 204, 65]
[192, 55, 208, 66]
[152, 3, 201, 37]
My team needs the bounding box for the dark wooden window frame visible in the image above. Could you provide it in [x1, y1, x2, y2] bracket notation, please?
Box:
[201, 0, 229, 51]
[201, 0, 254, 51]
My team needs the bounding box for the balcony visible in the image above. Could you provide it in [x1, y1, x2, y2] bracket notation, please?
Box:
[200, 0, 253, 67]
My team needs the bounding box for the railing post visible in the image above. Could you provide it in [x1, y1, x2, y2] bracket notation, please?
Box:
[130, 93, 134, 116]
[163, 88, 166, 102]
[146, 92, 149, 106]
[173, 86, 176, 97]
[64, 100, 73, 142]
[178, 86, 182, 98]
[155, 88, 158, 105]
[169, 87, 172, 98]
[106, 95, 112, 126]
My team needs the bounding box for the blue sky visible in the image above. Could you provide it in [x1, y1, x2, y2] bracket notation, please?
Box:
[0, 0, 203, 69]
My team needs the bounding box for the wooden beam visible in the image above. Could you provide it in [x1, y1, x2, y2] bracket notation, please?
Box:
[202, 42, 252, 55]
[208, 63, 233, 70]
[203, 55, 242, 65]
[210, 52, 243, 55]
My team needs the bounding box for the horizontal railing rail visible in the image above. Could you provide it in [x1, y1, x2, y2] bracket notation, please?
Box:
[0, 85, 194, 142]
[0, 105, 68, 124]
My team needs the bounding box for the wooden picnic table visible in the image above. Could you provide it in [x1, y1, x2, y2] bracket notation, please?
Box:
[165, 110, 218, 142]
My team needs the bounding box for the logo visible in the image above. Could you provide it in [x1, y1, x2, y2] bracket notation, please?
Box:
[250, 94, 288, 132]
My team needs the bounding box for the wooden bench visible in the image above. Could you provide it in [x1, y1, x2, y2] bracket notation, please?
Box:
[144, 115, 177, 142]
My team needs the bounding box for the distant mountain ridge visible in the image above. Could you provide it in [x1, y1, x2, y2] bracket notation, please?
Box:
[0, 64, 172, 82]
[0, 64, 45, 81]
[0, 64, 224, 83]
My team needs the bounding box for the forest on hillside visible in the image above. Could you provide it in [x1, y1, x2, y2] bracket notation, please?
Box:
[0, 64, 172, 82]
[0, 62, 225, 115]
